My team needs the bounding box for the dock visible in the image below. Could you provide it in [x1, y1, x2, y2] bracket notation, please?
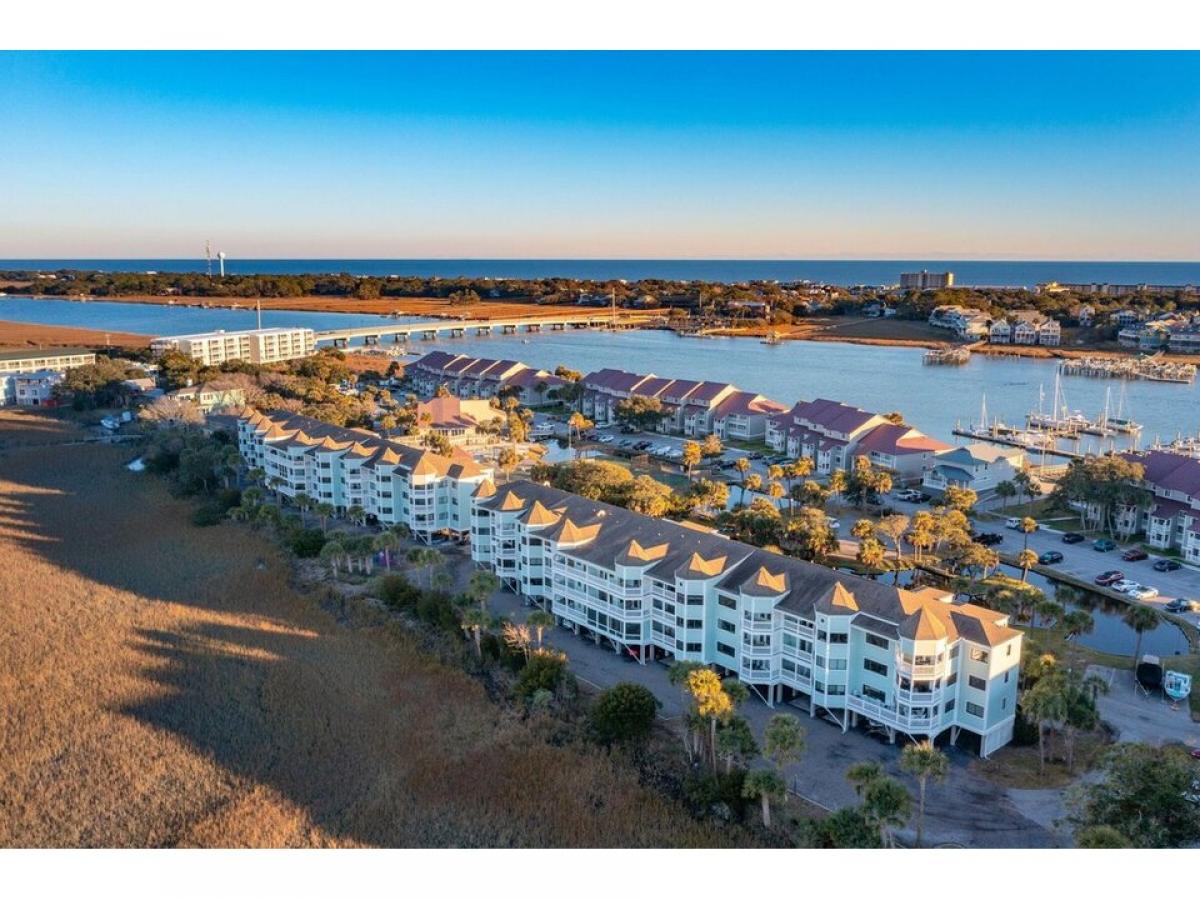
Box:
[952, 427, 1082, 459]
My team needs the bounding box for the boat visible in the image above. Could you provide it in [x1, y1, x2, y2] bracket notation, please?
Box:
[1136, 654, 1163, 694]
[761, 331, 782, 345]
[1164, 670, 1192, 707]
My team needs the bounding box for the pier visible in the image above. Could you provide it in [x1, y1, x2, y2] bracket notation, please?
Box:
[315, 314, 646, 348]
[1058, 355, 1196, 384]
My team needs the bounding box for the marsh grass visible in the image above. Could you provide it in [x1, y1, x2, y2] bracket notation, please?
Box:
[0, 409, 746, 847]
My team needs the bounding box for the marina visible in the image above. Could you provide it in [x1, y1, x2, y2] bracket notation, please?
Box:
[1058, 354, 1197, 383]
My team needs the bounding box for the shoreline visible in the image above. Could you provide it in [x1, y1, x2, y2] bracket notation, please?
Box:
[0, 319, 150, 351]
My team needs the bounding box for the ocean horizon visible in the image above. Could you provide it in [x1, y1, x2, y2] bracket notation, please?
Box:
[3, 258, 1200, 288]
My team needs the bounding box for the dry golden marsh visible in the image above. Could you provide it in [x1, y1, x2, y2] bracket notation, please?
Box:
[0, 410, 737, 847]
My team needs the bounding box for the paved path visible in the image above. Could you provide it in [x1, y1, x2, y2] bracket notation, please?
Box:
[489, 583, 1062, 848]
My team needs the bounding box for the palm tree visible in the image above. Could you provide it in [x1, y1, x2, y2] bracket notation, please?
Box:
[314, 502, 335, 534]
[1021, 516, 1038, 551]
[743, 769, 787, 828]
[1022, 672, 1069, 773]
[1123, 604, 1160, 663]
[1062, 609, 1095, 641]
[875, 514, 910, 581]
[460, 607, 490, 657]
[268, 475, 286, 506]
[857, 537, 886, 573]
[733, 457, 751, 506]
[1016, 548, 1039, 582]
[319, 539, 344, 577]
[346, 503, 366, 526]
[466, 570, 500, 609]
[846, 762, 911, 847]
[373, 531, 400, 570]
[526, 610, 555, 648]
[764, 713, 806, 775]
[827, 469, 847, 505]
[899, 741, 949, 847]
[995, 479, 1017, 509]
[407, 546, 444, 590]
[667, 661, 703, 758]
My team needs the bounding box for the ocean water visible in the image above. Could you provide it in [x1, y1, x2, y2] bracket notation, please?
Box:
[3, 258, 1200, 287]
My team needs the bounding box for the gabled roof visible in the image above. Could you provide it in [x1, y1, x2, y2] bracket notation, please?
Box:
[680, 552, 729, 578]
[815, 583, 859, 615]
[899, 606, 948, 641]
[524, 500, 563, 527]
[854, 422, 951, 456]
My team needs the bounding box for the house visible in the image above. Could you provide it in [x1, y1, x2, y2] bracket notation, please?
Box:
[766, 399, 890, 474]
[406, 352, 564, 406]
[1116, 451, 1200, 561]
[13, 369, 64, 407]
[1076, 304, 1095, 327]
[580, 367, 738, 436]
[170, 383, 247, 413]
[988, 320, 1012, 344]
[1169, 329, 1200, 354]
[411, 396, 505, 445]
[852, 423, 952, 482]
[710, 391, 788, 440]
[237, 409, 492, 539]
[1037, 320, 1062, 346]
[922, 444, 1025, 496]
[472, 480, 1022, 757]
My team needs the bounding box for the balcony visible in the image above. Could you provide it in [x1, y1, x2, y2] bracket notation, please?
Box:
[895, 653, 948, 679]
[846, 693, 948, 734]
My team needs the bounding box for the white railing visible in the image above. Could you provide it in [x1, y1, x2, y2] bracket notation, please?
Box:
[895, 654, 947, 678]
[847, 694, 948, 733]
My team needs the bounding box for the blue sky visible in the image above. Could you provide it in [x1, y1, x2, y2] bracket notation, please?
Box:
[2, 51, 1198, 259]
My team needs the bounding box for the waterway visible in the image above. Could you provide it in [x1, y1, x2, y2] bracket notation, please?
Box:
[3, 295, 1198, 448]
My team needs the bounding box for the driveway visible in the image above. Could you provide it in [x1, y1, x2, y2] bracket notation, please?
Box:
[489, 582, 1063, 848]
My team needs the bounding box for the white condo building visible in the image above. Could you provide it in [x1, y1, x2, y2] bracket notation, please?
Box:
[471, 480, 1022, 756]
[238, 410, 492, 538]
[0, 347, 97, 375]
[152, 327, 316, 366]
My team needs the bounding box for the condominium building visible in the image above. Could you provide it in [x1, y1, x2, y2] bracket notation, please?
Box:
[1117, 450, 1200, 564]
[901, 271, 954, 290]
[151, 327, 316, 366]
[238, 409, 492, 538]
[0, 347, 97, 375]
[8, 369, 64, 407]
[407, 351, 566, 406]
[472, 480, 1022, 756]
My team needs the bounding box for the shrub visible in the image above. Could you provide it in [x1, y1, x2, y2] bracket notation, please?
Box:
[514, 651, 568, 701]
[589, 683, 660, 747]
[191, 504, 226, 527]
[377, 574, 421, 612]
[683, 768, 749, 821]
[415, 591, 461, 636]
[1011, 709, 1040, 746]
[215, 487, 242, 511]
[289, 528, 327, 558]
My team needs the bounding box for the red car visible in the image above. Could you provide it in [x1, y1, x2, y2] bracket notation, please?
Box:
[1095, 570, 1125, 586]
[1122, 549, 1149, 562]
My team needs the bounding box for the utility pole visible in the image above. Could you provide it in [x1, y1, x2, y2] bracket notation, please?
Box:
[256, 297, 262, 330]
[205, 240, 212, 279]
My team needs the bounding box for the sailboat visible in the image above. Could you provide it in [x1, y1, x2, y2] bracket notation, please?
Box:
[1026, 374, 1089, 433]
[1106, 382, 1143, 435]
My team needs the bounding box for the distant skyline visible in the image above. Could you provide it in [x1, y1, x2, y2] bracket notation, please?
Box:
[2, 51, 1198, 260]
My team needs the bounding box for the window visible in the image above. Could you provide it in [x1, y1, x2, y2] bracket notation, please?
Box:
[864, 633, 889, 649]
[863, 685, 885, 702]
[970, 648, 989, 663]
[717, 619, 736, 633]
[968, 675, 986, 691]
[863, 659, 888, 676]
[944, 698, 955, 712]
[1004, 671, 1010, 683]
[686, 642, 702, 653]
[1007, 644, 1014, 656]
[827, 632, 848, 644]
[686, 619, 702, 630]
[716, 642, 735, 658]
[718, 595, 737, 610]
[965, 701, 984, 718]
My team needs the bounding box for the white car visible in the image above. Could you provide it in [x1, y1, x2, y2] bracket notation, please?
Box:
[597, 435, 615, 444]
[1127, 586, 1160, 601]
[1006, 517, 1037, 530]
[1111, 580, 1141, 594]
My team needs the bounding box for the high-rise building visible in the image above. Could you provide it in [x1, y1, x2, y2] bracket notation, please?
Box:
[900, 270, 955, 290]
[150, 327, 316, 366]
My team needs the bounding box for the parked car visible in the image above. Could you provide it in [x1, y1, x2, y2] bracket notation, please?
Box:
[1006, 517, 1036, 530]
[1165, 598, 1196, 613]
[973, 532, 1004, 546]
[1122, 548, 1149, 561]
[1094, 570, 1125, 586]
[1111, 580, 1141, 594]
[1093, 538, 1116, 552]
[895, 489, 924, 502]
[1153, 558, 1182, 572]
[1128, 586, 1160, 601]
[1061, 532, 1085, 544]
[1038, 551, 1064, 564]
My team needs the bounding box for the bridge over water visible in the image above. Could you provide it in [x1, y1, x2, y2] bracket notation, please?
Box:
[315, 313, 651, 347]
